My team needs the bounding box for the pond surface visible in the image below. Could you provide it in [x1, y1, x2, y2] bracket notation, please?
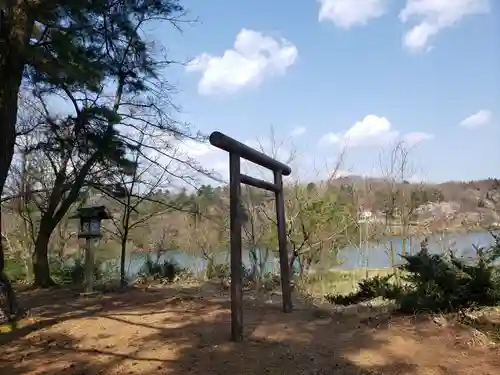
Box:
[337, 230, 494, 269]
[118, 231, 496, 278]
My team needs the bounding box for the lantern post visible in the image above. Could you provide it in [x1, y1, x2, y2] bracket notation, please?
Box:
[71, 206, 110, 293]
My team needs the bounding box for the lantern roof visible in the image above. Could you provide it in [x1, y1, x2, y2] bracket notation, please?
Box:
[71, 205, 111, 220]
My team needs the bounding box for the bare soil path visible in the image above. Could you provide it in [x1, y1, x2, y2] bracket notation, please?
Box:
[1, 283, 499, 375]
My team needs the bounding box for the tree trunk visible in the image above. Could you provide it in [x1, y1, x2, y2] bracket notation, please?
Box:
[0, 216, 22, 321]
[0, 35, 23, 202]
[289, 250, 298, 277]
[0, 43, 22, 274]
[29, 149, 101, 288]
[258, 249, 268, 279]
[120, 236, 127, 287]
[0, 7, 34, 314]
[0, 4, 33, 202]
[0, 212, 4, 274]
[0, 270, 21, 321]
[0, 74, 21, 312]
[32, 226, 55, 287]
[303, 257, 313, 276]
[249, 247, 258, 280]
[0, 214, 21, 321]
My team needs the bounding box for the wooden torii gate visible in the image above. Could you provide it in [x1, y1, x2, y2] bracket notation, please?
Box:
[209, 131, 293, 342]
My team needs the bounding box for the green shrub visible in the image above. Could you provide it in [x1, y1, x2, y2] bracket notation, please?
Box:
[138, 255, 183, 283]
[326, 233, 500, 314]
[212, 263, 230, 279]
[50, 257, 104, 285]
[204, 258, 230, 280]
[208, 262, 261, 289]
[325, 274, 400, 305]
[4, 258, 27, 282]
[261, 272, 281, 291]
[208, 262, 252, 281]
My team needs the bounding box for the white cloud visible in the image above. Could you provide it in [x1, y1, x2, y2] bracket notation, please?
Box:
[317, 0, 388, 28]
[174, 138, 227, 179]
[407, 173, 426, 183]
[343, 115, 399, 146]
[399, 0, 490, 53]
[186, 29, 298, 95]
[319, 132, 341, 146]
[402, 131, 434, 146]
[320, 115, 398, 148]
[459, 109, 492, 128]
[290, 126, 306, 137]
[319, 115, 434, 149]
[175, 138, 214, 157]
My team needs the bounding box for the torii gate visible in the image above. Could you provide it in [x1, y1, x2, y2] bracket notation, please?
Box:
[209, 131, 293, 342]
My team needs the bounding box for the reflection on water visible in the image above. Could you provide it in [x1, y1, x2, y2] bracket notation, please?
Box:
[119, 231, 496, 278]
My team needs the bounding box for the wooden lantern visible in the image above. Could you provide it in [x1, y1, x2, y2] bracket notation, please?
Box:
[72, 206, 110, 238]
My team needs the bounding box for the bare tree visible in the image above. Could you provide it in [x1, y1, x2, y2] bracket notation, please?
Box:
[377, 140, 432, 271]
[3, 147, 37, 280]
[249, 128, 357, 279]
[101, 139, 173, 287]
[379, 142, 407, 258]
[241, 187, 272, 282]
[184, 192, 229, 279]
[341, 178, 380, 278]
[245, 127, 295, 279]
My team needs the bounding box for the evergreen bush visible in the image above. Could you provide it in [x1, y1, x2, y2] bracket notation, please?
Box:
[326, 233, 500, 313]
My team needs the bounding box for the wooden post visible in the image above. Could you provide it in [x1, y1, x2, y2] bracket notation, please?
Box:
[274, 171, 293, 313]
[84, 238, 94, 294]
[229, 152, 243, 342]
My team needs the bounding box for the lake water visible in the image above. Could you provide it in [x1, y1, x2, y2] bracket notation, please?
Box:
[337, 231, 495, 269]
[119, 231, 496, 278]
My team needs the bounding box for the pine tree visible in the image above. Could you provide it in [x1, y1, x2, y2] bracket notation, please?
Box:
[0, 0, 187, 288]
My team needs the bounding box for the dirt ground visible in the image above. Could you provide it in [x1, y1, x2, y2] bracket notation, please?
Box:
[0, 282, 499, 375]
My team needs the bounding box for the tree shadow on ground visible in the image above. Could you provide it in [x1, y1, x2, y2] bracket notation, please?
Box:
[1, 282, 499, 375]
[0, 282, 207, 344]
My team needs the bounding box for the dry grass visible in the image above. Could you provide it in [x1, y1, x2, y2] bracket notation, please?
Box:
[0, 282, 499, 375]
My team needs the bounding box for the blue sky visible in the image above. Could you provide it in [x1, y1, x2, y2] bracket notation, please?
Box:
[150, 0, 499, 183]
